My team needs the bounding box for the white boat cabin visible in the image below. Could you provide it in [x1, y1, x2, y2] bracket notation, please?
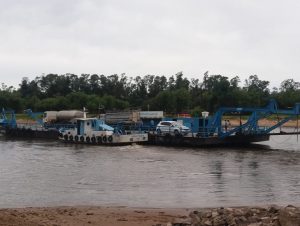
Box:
[59, 118, 148, 144]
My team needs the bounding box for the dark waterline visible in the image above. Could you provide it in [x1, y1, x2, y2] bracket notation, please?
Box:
[0, 135, 299, 208]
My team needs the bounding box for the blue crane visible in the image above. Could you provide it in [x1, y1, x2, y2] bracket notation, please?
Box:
[201, 99, 300, 138]
[0, 108, 17, 128]
[24, 109, 44, 125]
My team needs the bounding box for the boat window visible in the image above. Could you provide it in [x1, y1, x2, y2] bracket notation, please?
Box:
[87, 122, 90, 126]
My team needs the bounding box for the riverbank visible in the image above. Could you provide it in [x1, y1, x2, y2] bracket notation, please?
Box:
[0, 205, 299, 226]
[228, 118, 300, 128]
[0, 206, 189, 226]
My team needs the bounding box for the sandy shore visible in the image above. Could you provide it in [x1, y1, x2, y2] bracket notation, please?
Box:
[228, 118, 300, 128]
[1, 205, 300, 226]
[0, 206, 190, 226]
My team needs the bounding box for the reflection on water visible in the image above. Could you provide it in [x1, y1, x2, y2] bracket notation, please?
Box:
[0, 135, 300, 208]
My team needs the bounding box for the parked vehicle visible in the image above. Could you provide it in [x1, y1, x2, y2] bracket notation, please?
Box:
[156, 121, 190, 136]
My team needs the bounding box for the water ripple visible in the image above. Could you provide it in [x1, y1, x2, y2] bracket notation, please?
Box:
[0, 135, 300, 208]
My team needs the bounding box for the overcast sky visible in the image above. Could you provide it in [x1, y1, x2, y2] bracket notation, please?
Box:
[0, 0, 300, 89]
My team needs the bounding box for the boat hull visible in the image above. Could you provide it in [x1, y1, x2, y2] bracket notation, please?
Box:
[148, 133, 270, 147]
[59, 133, 148, 145]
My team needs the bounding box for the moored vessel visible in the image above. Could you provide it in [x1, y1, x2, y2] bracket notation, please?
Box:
[59, 117, 148, 145]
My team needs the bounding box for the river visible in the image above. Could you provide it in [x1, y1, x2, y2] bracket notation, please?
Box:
[0, 134, 299, 208]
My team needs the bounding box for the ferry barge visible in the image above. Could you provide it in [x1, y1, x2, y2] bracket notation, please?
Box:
[1, 100, 300, 147]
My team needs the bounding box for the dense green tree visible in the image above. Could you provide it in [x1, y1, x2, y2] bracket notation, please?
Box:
[19, 77, 40, 98]
[175, 72, 189, 90]
[174, 88, 191, 112]
[243, 75, 270, 106]
[274, 79, 300, 107]
[148, 75, 168, 98]
[151, 91, 176, 112]
[280, 79, 300, 92]
[1, 73, 299, 115]
[65, 92, 89, 109]
[0, 85, 22, 112]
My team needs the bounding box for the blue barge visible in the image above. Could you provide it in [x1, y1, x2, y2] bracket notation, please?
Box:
[1, 99, 300, 147]
[147, 99, 300, 146]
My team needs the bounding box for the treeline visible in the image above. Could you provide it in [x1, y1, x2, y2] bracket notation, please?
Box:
[0, 72, 300, 115]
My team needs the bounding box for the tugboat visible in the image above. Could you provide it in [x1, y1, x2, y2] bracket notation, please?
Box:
[59, 117, 148, 145]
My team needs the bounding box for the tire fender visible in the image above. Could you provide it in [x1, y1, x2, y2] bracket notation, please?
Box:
[80, 136, 84, 142]
[97, 136, 102, 143]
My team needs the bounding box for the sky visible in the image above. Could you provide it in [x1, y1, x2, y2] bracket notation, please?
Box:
[0, 0, 300, 89]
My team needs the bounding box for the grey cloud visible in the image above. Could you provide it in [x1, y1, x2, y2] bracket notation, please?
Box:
[0, 0, 299, 88]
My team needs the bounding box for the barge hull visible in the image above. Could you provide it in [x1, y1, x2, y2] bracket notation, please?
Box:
[148, 133, 270, 147]
[3, 127, 270, 147]
[4, 127, 59, 139]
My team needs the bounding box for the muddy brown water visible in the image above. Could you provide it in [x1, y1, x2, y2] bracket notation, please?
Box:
[0, 134, 299, 208]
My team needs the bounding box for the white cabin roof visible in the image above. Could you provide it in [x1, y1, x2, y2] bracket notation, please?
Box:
[75, 117, 97, 121]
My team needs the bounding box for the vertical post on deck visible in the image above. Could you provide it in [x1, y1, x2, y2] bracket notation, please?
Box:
[297, 114, 299, 142]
